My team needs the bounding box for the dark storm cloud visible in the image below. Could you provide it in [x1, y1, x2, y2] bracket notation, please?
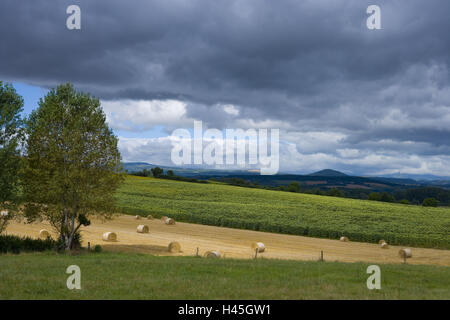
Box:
[1, 0, 450, 173]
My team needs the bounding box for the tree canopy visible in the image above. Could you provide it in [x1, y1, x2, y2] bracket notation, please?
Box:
[0, 82, 24, 232]
[22, 83, 123, 249]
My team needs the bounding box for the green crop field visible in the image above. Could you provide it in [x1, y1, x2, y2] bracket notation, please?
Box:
[1, 252, 449, 299]
[116, 176, 450, 249]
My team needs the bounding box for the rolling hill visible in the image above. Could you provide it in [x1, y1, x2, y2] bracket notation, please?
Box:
[308, 169, 348, 177]
[116, 176, 450, 249]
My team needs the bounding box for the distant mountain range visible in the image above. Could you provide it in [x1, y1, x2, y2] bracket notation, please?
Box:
[122, 162, 450, 190]
[122, 162, 256, 177]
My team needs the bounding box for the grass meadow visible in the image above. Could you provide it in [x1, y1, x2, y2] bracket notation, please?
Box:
[1, 251, 449, 299]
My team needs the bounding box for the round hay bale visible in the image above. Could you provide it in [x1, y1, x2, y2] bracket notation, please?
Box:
[168, 241, 181, 253]
[398, 248, 412, 258]
[381, 242, 389, 249]
[135, 215, 141, 220]
[165, 218, 176, 225]
[378, 239, 386, 245]
[251, 242, 265, 253]
[205, 250, 221, 258]
[136, 224, 149, 233]
[146, 215, 153, 220]
[102, 232, 117, 242]
[161, 216, 168, 221]
[340, 236, 349, 242]
[39, 229, 51, 239]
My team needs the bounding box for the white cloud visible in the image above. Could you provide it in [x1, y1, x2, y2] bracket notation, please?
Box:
[102, 99, 193, 131]
[222, 104, 240, 116]
[117, 126, 450, 176]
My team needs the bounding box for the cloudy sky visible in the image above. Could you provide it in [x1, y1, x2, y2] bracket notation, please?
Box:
[1, 0, 450, 176]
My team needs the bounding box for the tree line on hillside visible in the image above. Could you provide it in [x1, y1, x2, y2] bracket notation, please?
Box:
[209, 177, 447, 207]
[131, 168, 207, 183]
[0, 82, 123, 251]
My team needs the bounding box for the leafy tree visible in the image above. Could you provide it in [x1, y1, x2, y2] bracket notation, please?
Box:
[422, 198, 439, 207]
[22, 83, 123, 250]
[380, 192, 395, 203]
[151, 167, 164, 178]
[368, 192, 381, 201]
[167, 170, 174, 177]
[394, 187, 450, 206]
[134, 168, 151, 177]
[287, 182, 301, 193]
[0, 82, 24, 233]
[327, 188, 344, 197]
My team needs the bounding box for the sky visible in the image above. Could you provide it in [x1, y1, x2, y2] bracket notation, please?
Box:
[1, 0, 450, 176]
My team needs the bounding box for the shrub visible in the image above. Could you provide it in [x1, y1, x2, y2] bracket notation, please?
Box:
[380, 192, 395, 203]
[94, 244, 102, 253]
[287, 182, 301, 193]
[0, 234, 58, 254]
[327, 188, 344, 197]
[422, 198, 440, 207]
[368, 192, 381, 201]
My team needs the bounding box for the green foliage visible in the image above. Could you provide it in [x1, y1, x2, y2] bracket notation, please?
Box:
[422, 198, 440, 207]
[0, 82, 24, 232]
[394, 187, 450, 206]
[94, 244, 102, 253]
[368, 192, 381, 201]
[368, 192, 395, 203]
[151, 167, 164, 178]
[399, 199, 411, 205]
[133, 169, 208, 184]
[117, 176, 450, 249]
[380, 192, 395, 203]
[287, 182, 301, 193]
[22, 83, 124, 250]
[0, 234, 58, 254]
[326, 188, 344, 197]
[134, 168, 152, 177]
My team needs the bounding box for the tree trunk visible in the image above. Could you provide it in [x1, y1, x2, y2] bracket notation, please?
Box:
[62, 208, 71, 251]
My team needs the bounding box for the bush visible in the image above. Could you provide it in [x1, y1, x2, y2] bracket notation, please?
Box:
[422, 198, 440, 207]
[368, 192, 381, 201]
[380, 192, 395, 203]
[94, 244, 102, 253]
[0, 234, 58, 254]
[71, 231, 83, 250]
[327, 188, 344, 197]
[287, 182, 301, 193]
[151, 167, 164, 178]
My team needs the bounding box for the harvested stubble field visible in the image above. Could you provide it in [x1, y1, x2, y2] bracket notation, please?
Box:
[6, 214, 450, 266]
[116, 176, 450, 249]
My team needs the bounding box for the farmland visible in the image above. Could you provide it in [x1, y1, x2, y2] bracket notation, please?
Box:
[1, 252, 449, 299]
[116, 176, 450, 249]
[7, 214, 450, 265]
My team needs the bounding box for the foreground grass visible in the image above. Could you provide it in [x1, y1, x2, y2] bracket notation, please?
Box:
[0, 252, 449, 299]
[116, 176, 450, 249]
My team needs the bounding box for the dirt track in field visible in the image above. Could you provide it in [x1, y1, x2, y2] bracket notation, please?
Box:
[7, 214, 450, 266]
